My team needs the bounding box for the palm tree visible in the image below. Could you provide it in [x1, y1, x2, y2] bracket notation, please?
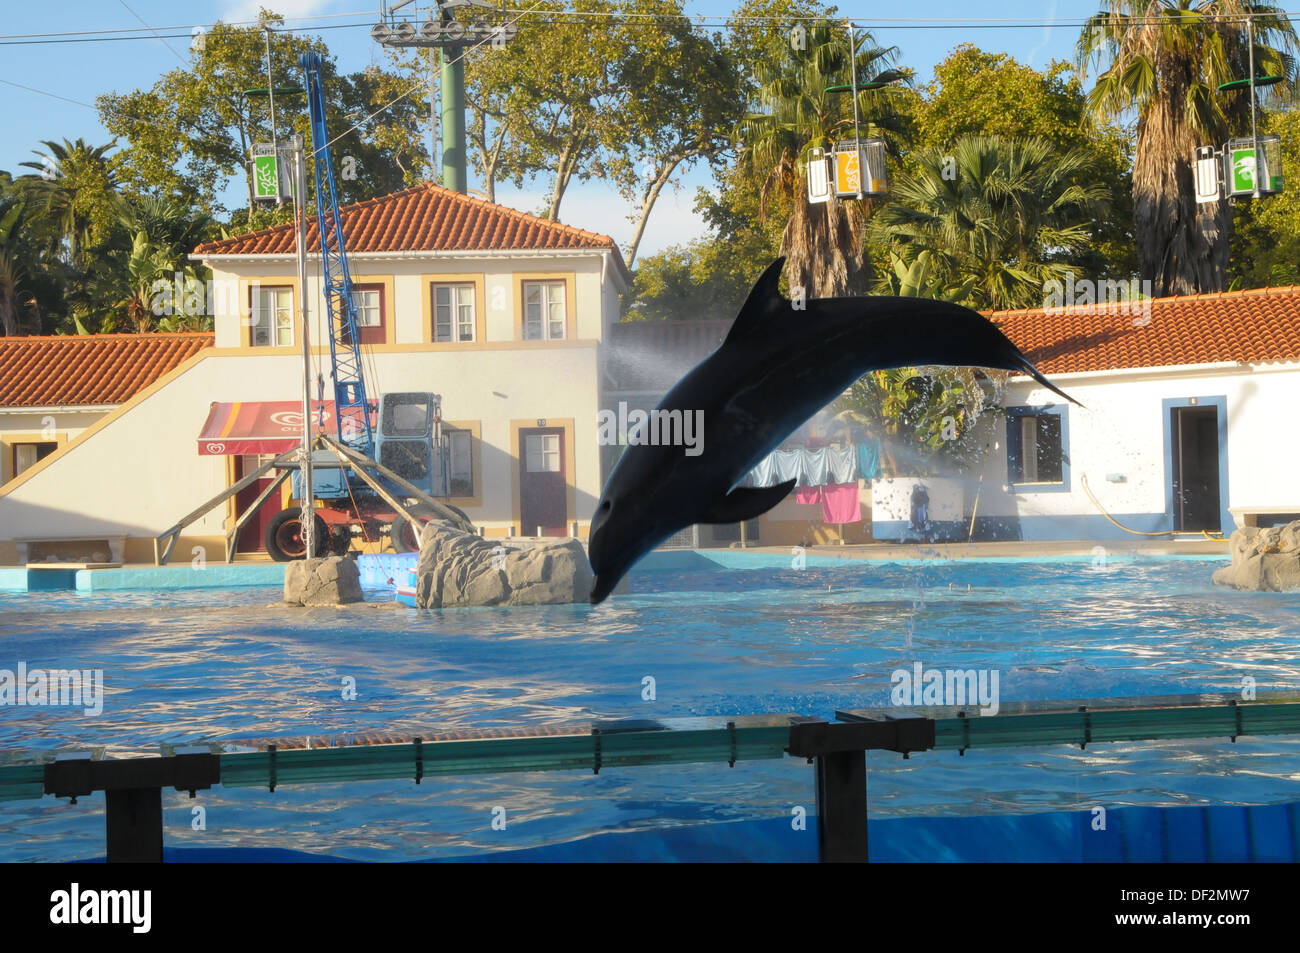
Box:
[736, 20, 909, 297]
[873, 135, 1108, 311]
[836, 249, 1008, 475]
[1078, 1, 1297, 296]
[0, 200, 33, 337]
[18, 138, 120, 268]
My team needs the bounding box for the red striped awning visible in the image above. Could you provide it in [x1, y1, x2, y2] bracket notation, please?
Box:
[197, 401, 374, 455]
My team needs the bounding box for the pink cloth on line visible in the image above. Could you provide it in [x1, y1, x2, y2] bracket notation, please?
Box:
[820, 483, 862, 524]
[794, 487, 822, 505]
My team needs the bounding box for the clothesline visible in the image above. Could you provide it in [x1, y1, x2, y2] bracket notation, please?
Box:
[746, 443, 882, 488]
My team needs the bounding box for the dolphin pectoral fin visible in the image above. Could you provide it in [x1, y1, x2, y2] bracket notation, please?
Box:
[699, 479, 797, 525]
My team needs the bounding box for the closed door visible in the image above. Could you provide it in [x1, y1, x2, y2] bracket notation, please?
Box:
[234, 454, 281, 552]
[1171, 407, 1221, 532]
[519, 428, 566, 536]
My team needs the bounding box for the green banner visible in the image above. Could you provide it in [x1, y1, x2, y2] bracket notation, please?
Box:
[253, 153, 280, 201]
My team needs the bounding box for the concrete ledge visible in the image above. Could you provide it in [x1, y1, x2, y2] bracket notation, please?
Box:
[74, 563, 286, 591]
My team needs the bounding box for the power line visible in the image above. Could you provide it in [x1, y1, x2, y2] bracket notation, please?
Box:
[0, 77, 96, 109]
[0, 9, 381, 40]
[3, 10, 1299, 45]
[116, 0, 188, 65]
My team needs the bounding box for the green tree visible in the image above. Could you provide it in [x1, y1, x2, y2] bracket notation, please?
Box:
[607, 1, 744, 267]
[872, 135, 1108, 310]
[736, 19, 909, 297]
[1229, 105, 1300, 286]
[910, 43, 1136, 277]
[836, 252, 1007, 475]
[1078, 1, 1298, 296]
[99, 13, 427, 223]
[17, 139, 121, 268]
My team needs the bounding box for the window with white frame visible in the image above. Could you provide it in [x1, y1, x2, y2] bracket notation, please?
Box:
[251, 286, 293, 347]
[525, 433, 561, 472]
[447, 429, 474, 496]
[523, 281, 565, 340]
[432, 284, 475, 342]
[351, 287, 381, 327]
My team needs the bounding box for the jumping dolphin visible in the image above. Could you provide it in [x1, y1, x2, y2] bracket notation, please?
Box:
[587, 258, 1076, 603]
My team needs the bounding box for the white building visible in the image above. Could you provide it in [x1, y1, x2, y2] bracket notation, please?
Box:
[604, 285, 1300, 545]
[950, 285, 1300, 541]
[0, 185, 629, 565]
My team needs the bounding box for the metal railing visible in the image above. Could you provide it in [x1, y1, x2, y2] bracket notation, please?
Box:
[3, 692, 1297, 863]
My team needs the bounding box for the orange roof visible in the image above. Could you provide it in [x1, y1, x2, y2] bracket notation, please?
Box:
[0, 333, 212, 408]
[195, 182, 629, 271]
[989, 284, 1300, 375]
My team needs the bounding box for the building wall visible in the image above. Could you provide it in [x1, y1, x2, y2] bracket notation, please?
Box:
[0, 343, 603, 565]
[0, 410, 108, 485]
[206, 253, 614, 351]
[899, 361, 1300, 541]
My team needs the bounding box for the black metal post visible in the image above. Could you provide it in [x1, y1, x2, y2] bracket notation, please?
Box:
[105, 788, 163, 863]
[815, 751, 868, 862]
[44, 753, 220, 864]
[789, 716, 935, 863]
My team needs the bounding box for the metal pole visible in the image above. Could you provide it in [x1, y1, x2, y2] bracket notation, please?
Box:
[429, 48, 438, 176]
[292, 132, 315, 558]
[265, 26, 280, 205]
[440, 45, 466, 192]
[848, 21, 863, 200]
[1248, 14, 1260, 198]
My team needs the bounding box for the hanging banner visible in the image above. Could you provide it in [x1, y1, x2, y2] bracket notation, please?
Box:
[252, 144, 280, 202]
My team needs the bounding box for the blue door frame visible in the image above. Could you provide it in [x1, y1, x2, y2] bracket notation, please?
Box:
[1162, 396, 1232, 534]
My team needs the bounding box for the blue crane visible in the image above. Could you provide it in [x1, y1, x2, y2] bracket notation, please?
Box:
[301, 51, 374, 457]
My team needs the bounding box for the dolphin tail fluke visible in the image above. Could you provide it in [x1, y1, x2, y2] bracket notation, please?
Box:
[699, 479, 796, 524]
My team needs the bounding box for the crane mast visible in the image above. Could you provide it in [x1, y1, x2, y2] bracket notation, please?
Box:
[301, 51, 374, 458]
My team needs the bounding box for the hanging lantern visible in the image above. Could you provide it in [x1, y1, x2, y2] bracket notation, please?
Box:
[1193, 146, 1221, 204]
[1223, 135, 1284, 197]
[806, 147, 832, 204]
[833, 137, 888, 198]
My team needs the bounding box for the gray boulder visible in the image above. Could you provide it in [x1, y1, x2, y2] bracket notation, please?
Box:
[414, 523, 593, 607]
[284, 556, 364, 606]
[1212, 520, 1300, 592]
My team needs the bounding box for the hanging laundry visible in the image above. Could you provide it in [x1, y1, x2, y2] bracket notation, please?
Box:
[856, 440, 882, 481]
[794, 486, 822, 505]
[827, 445, 857, 484]
[774, 449, 804, 484]
[745, 446, 861, 488]
[747, 453, 776, 488]
[820, 483, 862, 524]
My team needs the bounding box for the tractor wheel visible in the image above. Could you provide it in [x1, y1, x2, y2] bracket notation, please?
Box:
[265, 508, 330, 562]
[390, 504, 440, 554]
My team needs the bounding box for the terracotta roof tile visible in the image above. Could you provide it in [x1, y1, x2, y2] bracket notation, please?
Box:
[988, 285, 1300, 375]
[0, 333, 212, 408]
[195, 183, 629, 274]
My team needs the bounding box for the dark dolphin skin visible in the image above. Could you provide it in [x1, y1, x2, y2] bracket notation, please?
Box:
[587, 258, 1077, 603]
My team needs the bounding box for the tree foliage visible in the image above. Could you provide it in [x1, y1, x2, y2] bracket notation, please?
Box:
[1077, 0, 1298, 295]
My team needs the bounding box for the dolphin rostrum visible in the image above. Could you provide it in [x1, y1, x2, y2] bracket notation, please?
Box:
[587, 258, 1076, 603]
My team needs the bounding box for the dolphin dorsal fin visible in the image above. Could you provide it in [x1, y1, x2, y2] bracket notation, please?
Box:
[724, 258, 787, 346]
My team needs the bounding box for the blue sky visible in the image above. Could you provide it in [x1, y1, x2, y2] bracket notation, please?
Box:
[0, 1, 1104, 257]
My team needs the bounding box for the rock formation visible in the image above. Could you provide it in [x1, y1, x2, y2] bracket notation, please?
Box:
[1212, 521, 1300, 592]
[414, 523, 593, 607]
[284, 556, 364, 606]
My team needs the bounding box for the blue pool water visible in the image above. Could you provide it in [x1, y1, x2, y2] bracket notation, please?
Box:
[1, 556, 1298, 862]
